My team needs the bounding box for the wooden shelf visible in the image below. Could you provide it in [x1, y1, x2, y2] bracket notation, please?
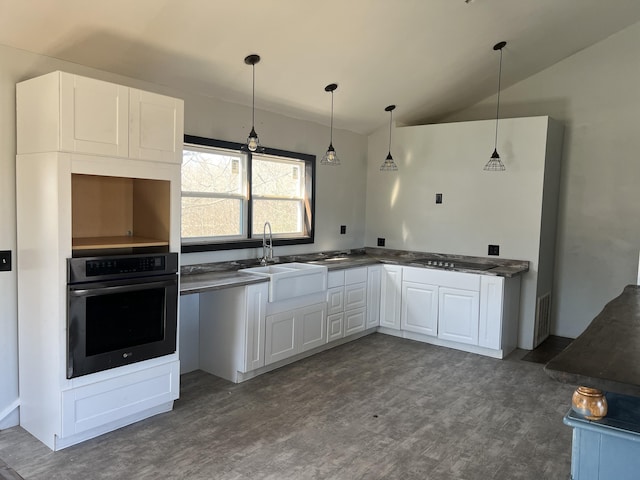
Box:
[72, 236, 169, 251]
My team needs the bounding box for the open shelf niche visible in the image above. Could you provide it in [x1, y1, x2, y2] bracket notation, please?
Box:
[71, 173, 171, 255]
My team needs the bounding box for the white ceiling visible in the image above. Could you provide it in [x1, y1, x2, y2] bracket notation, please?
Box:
[2, 0, 640, 134]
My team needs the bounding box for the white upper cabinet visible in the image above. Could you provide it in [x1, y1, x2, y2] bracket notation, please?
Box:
[129, 88, 183, 163]
[17, 71, 184, 163]
[60, 74, 129, 157]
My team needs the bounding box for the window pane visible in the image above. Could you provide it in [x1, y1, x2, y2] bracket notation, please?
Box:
[182, 197, 243, 238]
[252, 156, 304, 198]
[252, 199, 303, 235]
[182, 148, 244, 195]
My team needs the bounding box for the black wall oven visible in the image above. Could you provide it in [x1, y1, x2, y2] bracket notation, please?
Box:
[67, 253, 178, 379]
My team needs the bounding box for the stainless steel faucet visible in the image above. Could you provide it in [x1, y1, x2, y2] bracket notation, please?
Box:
[260, 221, 273, 265]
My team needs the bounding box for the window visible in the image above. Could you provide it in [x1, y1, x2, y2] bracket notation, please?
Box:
[181, 135, 315, 252]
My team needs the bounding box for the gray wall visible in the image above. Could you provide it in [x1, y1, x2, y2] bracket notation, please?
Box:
[443, 21, 640, 338]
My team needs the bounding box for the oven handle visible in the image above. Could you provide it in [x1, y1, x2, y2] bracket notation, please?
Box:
[68, 277, 177, 297]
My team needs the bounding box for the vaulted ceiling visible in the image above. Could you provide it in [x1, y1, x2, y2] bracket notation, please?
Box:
[2, 0, 640, 134]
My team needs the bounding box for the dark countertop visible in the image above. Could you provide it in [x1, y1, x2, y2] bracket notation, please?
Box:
[545, 285, 640, 397]
[180, 247, 530, 295]
[180, 270, 268, 295]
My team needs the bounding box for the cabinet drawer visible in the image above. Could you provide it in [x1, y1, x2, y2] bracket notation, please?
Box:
[345, 282, 366, 310]
[403, 266, 480, 291]
[61, 360, 179, 437]
[345, 267, 368, 285]
[328, 270, 345, 288]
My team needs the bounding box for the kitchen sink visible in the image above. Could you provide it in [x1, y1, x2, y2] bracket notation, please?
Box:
[241, 262, 328, 302]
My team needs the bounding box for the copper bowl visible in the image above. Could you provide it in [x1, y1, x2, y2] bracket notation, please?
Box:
[572, 386, 608, 420]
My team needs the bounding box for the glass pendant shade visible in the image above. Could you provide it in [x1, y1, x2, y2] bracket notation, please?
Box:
[321, 83, 340, 166]
[380, 104, 398, 171]
[246, 126, 259, 152]
[321, 143, 339, 165]
[244, 54, 262, 152]
[483, 41, 507, 172]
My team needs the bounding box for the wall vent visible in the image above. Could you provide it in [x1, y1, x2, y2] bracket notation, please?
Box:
[534, 292, 551, 348]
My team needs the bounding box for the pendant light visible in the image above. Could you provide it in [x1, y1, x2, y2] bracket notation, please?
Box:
[380, 105, 398, 172]
[484, 41, 507, 171]
[244, 54, 262, 152]
[321, 83, 340, 166]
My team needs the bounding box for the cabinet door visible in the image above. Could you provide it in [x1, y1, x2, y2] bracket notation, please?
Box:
[438, 287, 480, 345]
[327, 313, 344, 342]
[344, 307, 366, 336]
[129, 89, 184, 163]
[265, 310, 297, 365]
[345, 282, 366, 310]
[60, 73, 129, 157]
[380, 265, 402, 330]
[299, 303, 327, 352]
[244, 283, 268, 372]
[401, 281, 438, 336]
[367, 266, 381, 328]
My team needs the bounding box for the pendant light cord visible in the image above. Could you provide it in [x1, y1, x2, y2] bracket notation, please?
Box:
[252, 64, 256, 128]
[494, 47, 503, 150]
[330, 91, 334, 145]
[388, 109, 393, 154]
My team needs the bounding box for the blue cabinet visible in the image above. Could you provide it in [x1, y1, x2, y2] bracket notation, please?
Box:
[564, 392, 640, 479]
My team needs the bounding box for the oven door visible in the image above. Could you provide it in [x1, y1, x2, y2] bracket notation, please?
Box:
[67, 274, 178, 379]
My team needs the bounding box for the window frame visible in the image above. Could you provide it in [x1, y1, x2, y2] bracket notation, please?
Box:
[181, 135, 316, 253]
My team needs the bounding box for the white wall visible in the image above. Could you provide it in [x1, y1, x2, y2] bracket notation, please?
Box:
[0, 44, 367, 428]
[443, 21, 640, 339]
[365, 117, 561, 348]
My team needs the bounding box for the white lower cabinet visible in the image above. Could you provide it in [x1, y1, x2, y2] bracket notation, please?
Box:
[366, 265, 382, 328]
[199, 283, 268, 381]
[325, 267, 369, 342]
[61, 360, 179, 440]
[437, 287, 480, 345]
[380, 265, 402, 330]
[265, 302, 327, 365]
[401, 281, 438, 336]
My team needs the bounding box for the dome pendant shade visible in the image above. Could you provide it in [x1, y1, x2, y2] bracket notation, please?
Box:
[380, 104, 398, 171]
[321, 83, 340, 166]
[484, 41, 507, 172]
[244, 54, 263, 153]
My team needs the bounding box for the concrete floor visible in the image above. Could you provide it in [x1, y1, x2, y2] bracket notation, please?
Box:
[0, 334, 575, 479]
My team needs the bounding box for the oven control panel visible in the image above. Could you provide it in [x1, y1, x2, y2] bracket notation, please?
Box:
[67, 253, 178, 283]
[86, 256, 165, 277]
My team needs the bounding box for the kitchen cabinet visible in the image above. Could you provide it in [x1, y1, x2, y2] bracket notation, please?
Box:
[199, 283, 269, 379]
[17, 71, 183, 164]
[16, 71, 183, 450]
[401, 281, 438, 336]
[438, 287, 480, 345]
[366, 265, 382, 328]
[265, 302, 327, 365]
[392, 266, 518, 358]
[380, 265, 402, 330]
[325, 267, 368, 341]
[478, 275, 521, 354]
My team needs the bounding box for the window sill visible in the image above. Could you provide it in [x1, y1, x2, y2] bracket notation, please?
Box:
[181, 236, 314, 253]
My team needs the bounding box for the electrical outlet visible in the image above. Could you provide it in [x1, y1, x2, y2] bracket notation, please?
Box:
[340, 225, 346, 234]
[377, 238, 386, 247]
[0, 250, 11, 271]
[436, 193, 443, 204]
[488, 244, 500, 256]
